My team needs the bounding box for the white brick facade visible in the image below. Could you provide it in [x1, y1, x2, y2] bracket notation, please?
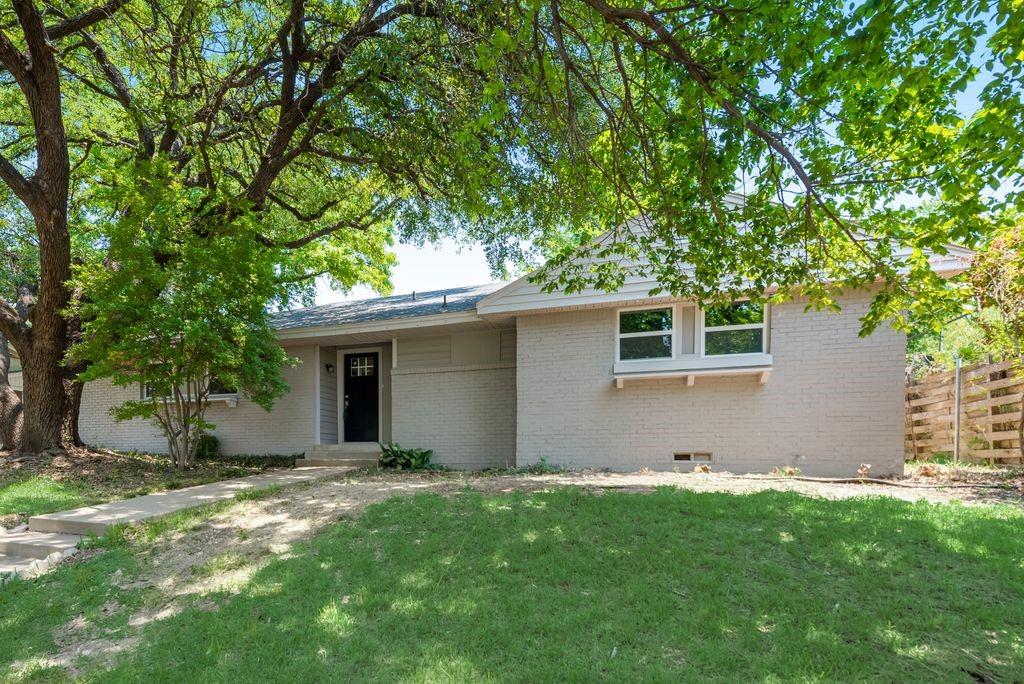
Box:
[515, 291, 906, 476]
[72, 290, 906, 476]
[79, 345, 316, 456]
[391, 363, 516, 469]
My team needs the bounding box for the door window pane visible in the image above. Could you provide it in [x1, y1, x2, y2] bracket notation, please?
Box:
[350, 357, 375, 377]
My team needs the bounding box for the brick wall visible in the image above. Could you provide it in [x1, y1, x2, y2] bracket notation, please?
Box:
[515, 291, 906, 476]
[391, 363, 516, 469]
[78, 345, 316, 456]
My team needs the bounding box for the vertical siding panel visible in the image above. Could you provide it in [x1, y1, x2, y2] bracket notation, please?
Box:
[319, 346, 338, 444]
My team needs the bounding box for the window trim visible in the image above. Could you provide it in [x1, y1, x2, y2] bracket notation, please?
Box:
[698, 301, 768, 358]
[615, 304, 678, 363]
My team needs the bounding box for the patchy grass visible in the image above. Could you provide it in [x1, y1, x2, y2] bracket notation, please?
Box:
[2, 487, 1023, 681]
[484, 455, 566, 475]
[233, 485, 283, 502]
[0, 538, 144, 680]
[0, 449, 293, 527]
[906, 458, 1024, 486]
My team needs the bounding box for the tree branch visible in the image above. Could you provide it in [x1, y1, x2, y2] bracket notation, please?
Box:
[0, 299, 28, 350]
[255, 199, 397, 249]
[46, 0, 132, 40]
[0, 150, 36, 206]
[267, 192, 341, 223]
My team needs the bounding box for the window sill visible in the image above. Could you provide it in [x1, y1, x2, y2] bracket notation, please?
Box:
[614, 353, 771, 374]
[613, 354, 772, 388]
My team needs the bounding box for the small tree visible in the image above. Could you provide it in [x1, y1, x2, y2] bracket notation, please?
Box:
[71, 168, 289, 468]
[971, 219, 1024, 457]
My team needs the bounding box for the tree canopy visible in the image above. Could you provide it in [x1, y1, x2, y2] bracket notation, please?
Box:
[492, 0, 1019, 332]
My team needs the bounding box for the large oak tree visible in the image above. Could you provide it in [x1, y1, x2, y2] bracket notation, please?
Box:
[0, 0, 130, 453]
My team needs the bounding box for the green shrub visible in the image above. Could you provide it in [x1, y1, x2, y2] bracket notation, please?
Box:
[195, 433, 220, 460]
[378, 442, 434, 470]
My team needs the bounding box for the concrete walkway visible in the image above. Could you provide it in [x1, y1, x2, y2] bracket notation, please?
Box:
[1, 467, 348, 583]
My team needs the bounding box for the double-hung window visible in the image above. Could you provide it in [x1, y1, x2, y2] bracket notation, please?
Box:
[617, 307, 674, 360]
[702, 302, 766, 356]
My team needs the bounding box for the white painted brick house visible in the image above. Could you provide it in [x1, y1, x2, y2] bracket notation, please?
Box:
[75, 243, 971, 476]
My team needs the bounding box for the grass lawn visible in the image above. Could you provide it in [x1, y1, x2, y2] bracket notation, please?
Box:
[0, 450, 292, 528]
[2, 487, 1023, 681]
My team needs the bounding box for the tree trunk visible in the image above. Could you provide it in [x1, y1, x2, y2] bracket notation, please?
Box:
[13, 188, 73, 453]
[18, 349, 67, 453]
[0, 337, 23, 450]
[0, 382, 22, 451]
[62, 378, 85, 448]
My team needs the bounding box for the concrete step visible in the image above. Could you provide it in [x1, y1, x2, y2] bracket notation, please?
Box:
[295, 458, 377, 468]
[0, 553, 37, 579]
[300, 443, 381, 469]
[0, 530, 81, 559]
[310, 443, 382, 456]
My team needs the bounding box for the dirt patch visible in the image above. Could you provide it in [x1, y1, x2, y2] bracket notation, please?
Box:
[903, 460, 1024, 486]
[10, 604, 140, 679]
[114, 475, 462, 598]
[43, 468, 1023, 676]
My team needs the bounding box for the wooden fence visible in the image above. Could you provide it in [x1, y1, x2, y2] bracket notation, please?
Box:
[905, 360, 1023, 463]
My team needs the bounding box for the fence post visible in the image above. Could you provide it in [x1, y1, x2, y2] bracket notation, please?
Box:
[953, 357, 962, 464]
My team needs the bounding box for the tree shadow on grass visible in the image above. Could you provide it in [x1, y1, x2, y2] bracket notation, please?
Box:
[77, 488, 1024, 681]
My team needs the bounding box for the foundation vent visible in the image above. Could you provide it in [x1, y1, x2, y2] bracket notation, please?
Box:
[674, 452, 712, 462]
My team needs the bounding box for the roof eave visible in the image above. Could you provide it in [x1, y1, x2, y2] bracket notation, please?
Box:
[274, 310, 486, 340]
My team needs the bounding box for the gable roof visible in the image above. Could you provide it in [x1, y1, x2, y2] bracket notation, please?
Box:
[271, 283, 503, 331]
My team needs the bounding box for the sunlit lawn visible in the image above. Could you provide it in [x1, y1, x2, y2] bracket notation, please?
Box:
[3, 487, 1023, 681]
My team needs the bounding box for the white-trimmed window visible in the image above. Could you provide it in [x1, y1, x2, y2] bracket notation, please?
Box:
[702, 302, 766, 356]
[142, 376, 237, 400]
[617, 307, 674, 361]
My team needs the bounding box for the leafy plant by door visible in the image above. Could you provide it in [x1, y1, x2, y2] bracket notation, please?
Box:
[378, 442, 434, 470]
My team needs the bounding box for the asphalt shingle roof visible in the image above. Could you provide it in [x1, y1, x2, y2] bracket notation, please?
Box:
[271, 283, 503, 331]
